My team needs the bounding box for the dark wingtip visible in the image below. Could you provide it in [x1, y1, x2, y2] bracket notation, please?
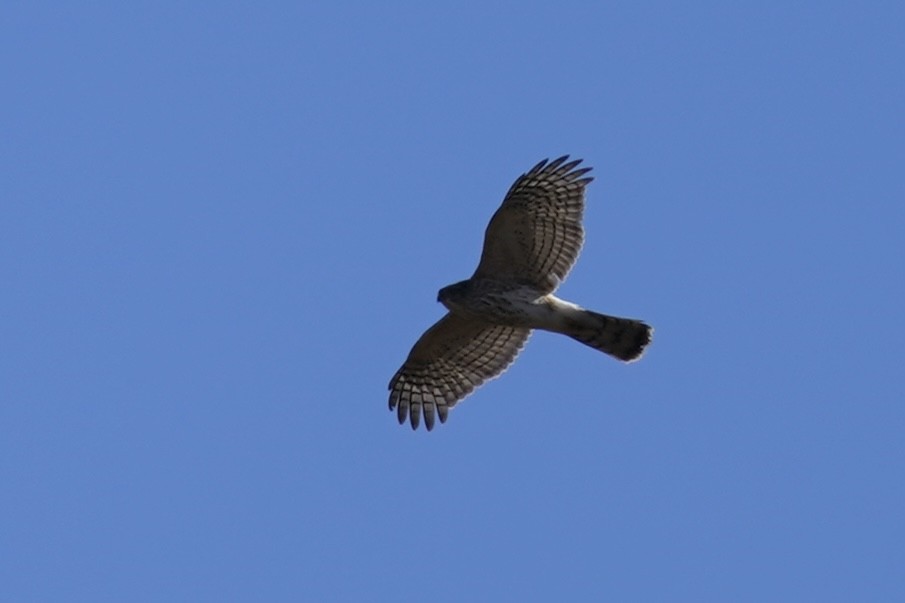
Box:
[530, 155, 593, 182]
[545, 155, 570, 172]
[423, 403, 436, 431]
[409, 403, 421, 430]
[528, 157, 551, 174]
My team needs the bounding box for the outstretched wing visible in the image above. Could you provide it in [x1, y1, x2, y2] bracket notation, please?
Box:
[473, 156, 592, 293]
[388, 313, 531, 431]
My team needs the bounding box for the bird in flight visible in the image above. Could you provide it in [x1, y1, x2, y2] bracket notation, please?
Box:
[388, 156, 652, 430]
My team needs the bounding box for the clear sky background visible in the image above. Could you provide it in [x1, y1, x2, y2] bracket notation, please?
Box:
[2, 2, 903, 601]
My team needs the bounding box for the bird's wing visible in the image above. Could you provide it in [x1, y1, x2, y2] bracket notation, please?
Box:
[388, 313, 531, 430]
[472, 156, 592, 294]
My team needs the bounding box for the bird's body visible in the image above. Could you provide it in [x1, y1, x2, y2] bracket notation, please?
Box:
[438, 279, 554, 327]
[440, 279, 650, 361]
[389, 156, 652, 430]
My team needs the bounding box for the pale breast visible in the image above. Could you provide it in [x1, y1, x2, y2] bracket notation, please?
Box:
[454, 280, 553, 327]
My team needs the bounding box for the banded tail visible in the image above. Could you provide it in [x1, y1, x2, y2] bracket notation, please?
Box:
[563, 310, 652, 361]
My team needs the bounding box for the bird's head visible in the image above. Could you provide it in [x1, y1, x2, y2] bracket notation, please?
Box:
[437, 280, 470, 311]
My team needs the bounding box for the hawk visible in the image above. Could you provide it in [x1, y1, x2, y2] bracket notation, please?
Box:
[388, 156, 652, 430]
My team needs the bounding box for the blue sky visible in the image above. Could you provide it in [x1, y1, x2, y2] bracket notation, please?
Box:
[2, 2, 903, 601]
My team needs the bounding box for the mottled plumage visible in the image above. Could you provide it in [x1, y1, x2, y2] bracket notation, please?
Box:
[389, 156, 652, 430]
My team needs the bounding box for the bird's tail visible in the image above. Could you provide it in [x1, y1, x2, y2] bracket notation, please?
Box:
[562, 310, 652, 362]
